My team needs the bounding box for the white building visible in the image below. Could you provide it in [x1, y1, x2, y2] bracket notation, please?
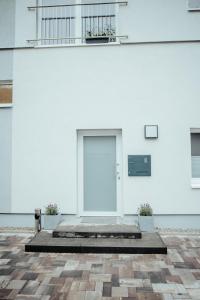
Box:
[0, 0, 200, 228]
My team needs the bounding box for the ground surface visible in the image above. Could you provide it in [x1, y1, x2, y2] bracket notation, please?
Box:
[0, 232, 200, 299]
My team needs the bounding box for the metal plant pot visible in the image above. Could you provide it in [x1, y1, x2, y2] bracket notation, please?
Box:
[138, 215, 154, 232]
[43, 214, 62, 230]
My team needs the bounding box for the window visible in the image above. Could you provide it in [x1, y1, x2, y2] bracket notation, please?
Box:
[191, 131, 200, 187]
[188, 0, 200, 11]
[0, 81, 12, 105]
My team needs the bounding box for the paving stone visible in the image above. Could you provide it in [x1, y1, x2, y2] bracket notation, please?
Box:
[1, 232, 200, 299]
[0, 259, 10, 265]
[21, 272, 39, 280]
[187, 288, 200, 299]
[60, 270, 83, 278]
[136, 286, 153, 293]
[102, 282, 112, 297]
[172, 294, 192, 299]
[7, 289, 20, 299]
[137, 293, 163, 300]
[95, 281, 103, 293]
[89, 274, 111, 282]
[6, 279, 27, 290]
[49, 277, 66, 285]
[20, 280, 40, 295]
[133, 271, 149, 280]
[64, 260, 79, 270]
[174, 262, 195, 269]
[152, 283, 186, 294]
[168, 249, 184, 263]
[0, 267, 14, 275]
[162, 294, 174, 300]
[127, 287, 137, 297]
[120, 278, 151, 288]
[0, 288, 12, 298]
[112, 286, 128, 297]
[192, 271, 200, 280]
[35, 284, 55, 296]
[148, 271, 167, 283]
[85, 291, 101, 300]
[111, 274, 119, 287]
[16, 296, 46, 299]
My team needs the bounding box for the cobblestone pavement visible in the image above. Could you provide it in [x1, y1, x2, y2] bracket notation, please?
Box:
[0, 233, 200, 299]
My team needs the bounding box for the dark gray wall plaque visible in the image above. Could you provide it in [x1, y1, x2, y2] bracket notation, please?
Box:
[128, 155, 151, 176]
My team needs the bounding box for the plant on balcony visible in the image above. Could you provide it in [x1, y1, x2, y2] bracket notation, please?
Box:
[138, 203, 154, 232]
[86, 28, 116, 44]
[43, 203, 61, 230]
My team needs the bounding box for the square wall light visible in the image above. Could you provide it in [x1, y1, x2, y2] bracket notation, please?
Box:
[144, 125, 158, 139]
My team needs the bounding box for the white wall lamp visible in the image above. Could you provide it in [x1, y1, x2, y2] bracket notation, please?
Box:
[144, 125, 158, 139]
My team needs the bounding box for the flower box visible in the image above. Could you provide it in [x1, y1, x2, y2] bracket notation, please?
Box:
[85, 36, 109, 44]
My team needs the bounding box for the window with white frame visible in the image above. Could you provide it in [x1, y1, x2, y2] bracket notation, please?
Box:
[191, 131, 200, 187]
[35, 0, 121, 45]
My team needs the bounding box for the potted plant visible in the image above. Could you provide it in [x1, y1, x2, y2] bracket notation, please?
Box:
[43, 203, 61, 230]
[138, 203, 154, 232]
[85, 28, 116, 44]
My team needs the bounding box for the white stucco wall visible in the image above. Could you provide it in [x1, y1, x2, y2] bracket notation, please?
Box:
[0, 51, 13, 80]
[0, 109, 12, 212]
[14, 0, 36, 48]
[120, 0, 200, 42]
[12, 43, 200, 214]
[0, 0, 15, 48]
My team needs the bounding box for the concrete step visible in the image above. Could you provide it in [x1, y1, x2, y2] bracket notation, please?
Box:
[52, 224, 142, 239]
[25, 232, 167, 254]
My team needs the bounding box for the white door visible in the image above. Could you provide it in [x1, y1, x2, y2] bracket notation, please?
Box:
[78, 130, 122, 216]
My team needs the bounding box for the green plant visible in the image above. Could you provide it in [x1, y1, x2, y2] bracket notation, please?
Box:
[45, 203, 59, 215]
[138, 203, 153, 216]
[86, 27, 116, 39]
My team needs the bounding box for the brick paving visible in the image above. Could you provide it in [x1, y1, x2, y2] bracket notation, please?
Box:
[0, 233, 200, 299]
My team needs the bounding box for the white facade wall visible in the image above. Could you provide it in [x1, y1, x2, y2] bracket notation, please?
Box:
[1, 0, 200, 225]
[0, 109, 12, 212]
[12, 43, 200, 215]
[0, 0, 15, 48]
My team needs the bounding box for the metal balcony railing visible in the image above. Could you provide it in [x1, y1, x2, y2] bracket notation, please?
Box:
[27, 1, 128, 46]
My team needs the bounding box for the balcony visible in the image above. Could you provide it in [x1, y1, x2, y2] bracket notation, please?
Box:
[27, 1, 128, 46]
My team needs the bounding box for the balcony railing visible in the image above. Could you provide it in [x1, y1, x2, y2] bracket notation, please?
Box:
[27, 1, 128, 46]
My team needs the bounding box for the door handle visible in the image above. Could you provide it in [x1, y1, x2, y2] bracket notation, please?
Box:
[116, 164, 120, 179]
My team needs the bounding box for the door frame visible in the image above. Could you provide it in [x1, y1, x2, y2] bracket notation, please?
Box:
[77, 129, 122, 217]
